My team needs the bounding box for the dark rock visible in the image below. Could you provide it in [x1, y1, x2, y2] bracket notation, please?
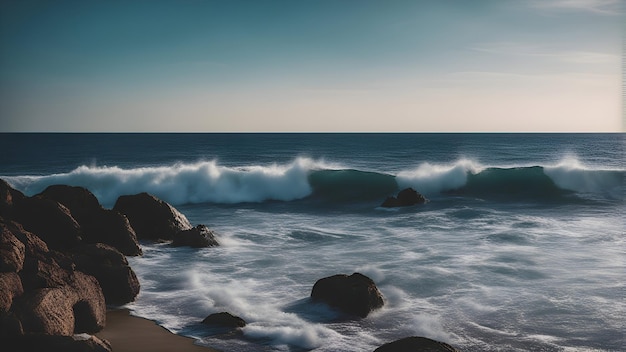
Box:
[72, 243, 140, 305]
[310, 272, 384, 318]
[172, 225, 219, 248]
[3, 219, 50, 260]
[38, 185, 142, 256]
[0, 178, 26, 218]
[0, 272, 24, 313]
[113, 192, 192, 241]
[201, 312, 246, 328]
[12, 196, 82, 250]
[381, 188, 427, 208]
[373, 336, 460, 352]
[0, 223, 25, 272]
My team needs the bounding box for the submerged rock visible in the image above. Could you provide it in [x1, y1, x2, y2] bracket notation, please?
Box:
[113, 192, 192, 241]
[310, 272, 384, 318]
[172, 225, 219, 248]
[39, 185, 142, 256]
[373, 336, 460, 352]
[201, 312, 246, 328]
[381, 188, 427, 208]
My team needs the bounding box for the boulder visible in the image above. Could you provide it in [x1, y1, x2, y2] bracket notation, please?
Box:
[172, 225, 219, 248]
[381, 188, 427, 208]
[310, 272, 384, 318]
[72, 243, 140, 305]
[12, 196, 82, 250]
[0, 178, 26, 218]
[14, 270, 106, 335]
[16, 286, 79, 335]
[201, 312, 246, 328]
[3, 219, 50, 260]
[0, 223, 25, 272]
[373, 336, 459, 352]
[113, 192, 192, 241]
[38, 185, 142, 256]
[0, 272, 24, 313]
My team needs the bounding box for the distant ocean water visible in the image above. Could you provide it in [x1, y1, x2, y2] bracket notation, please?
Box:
[1, 133, 624, 351]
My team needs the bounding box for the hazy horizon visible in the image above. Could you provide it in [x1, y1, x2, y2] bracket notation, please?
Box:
[1, 0, 623, 132]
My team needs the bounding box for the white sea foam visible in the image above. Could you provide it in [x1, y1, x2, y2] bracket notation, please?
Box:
[396, 159, 483, 195]
[4, 157, 333, 206]
[544, 156, 624, 197]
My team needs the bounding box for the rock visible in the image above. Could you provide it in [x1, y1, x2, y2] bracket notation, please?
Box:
[38, 185, 142, 256]
[72, 243, 140, 305]
[3, 219, 50, 260]
[14, 270, 106, 335]
[201, 312, 246, 328]
[0, 223, 25, 272]
[16, 286, 79, 335]
[310, 272, 384, 318]
[69, 271, 107, 333]
[113, 192, 192, 241]
[381, 188, 427, 208]
[373, 336, 460, 352]
[0, 178, 26, 218]
[12, 196, 82, 250]
[172, 225, 219, 248]
[0, 272, 24, 313]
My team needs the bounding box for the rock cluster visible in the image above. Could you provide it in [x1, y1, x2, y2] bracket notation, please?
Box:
[0, 179, 220, 351]
[374, 336, 460, 351]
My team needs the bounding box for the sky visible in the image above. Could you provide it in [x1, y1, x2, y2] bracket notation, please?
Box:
[0, 0, 623, 132]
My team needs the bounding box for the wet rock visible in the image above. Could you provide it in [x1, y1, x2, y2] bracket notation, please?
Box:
[39, 185, 142, 256]
[311, 272, 384, 318]
[201, 312, 246, 328]
[381, 188, 427, 208]
[373, 336, 460, 352]
[72, 243, 140, 305]
[172, 225, 219, 248]
[113, 192, 192, 241]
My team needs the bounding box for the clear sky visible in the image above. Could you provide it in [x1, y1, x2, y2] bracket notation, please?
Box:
[0, 0, 623, 132]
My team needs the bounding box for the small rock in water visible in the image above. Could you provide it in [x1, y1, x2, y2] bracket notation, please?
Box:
[310, 272, 384, 318]
[201, 312, 246, 328]
[380, 187, 427, 208]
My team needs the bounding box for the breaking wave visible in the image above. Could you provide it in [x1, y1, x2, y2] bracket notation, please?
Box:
[2, 157, 623, 206]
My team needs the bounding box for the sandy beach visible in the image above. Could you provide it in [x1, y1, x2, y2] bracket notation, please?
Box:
[96, 309, 218, 352]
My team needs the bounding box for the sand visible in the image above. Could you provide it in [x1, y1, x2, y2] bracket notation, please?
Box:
[96, 309, 219, 352]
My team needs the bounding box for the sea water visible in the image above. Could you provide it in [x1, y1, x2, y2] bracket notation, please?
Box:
[1, 133, 624, 351]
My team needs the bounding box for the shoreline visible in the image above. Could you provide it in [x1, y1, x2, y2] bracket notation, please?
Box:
[96, 309, 219, 352]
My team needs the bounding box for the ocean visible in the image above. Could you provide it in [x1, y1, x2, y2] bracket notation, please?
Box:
[1, 133, 624, 351]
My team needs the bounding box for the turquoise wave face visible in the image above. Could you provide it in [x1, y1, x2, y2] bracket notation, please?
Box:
[308, 169, 398, 202]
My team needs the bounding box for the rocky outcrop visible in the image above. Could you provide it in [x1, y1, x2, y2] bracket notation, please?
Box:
[311, 273, 384, 318]
[1, 225, 25, 272]
[12, 196, 83, 250]
[381, 188, 427, 208]
[373, 336, 459, 352]
[0, 272, 24, 313]
[172, 225, 219, 248]
[39, 185, 142, 256]
[113, 192, 192, 241]
[72, 243, 140, 305]
[201, 312, 246, 328]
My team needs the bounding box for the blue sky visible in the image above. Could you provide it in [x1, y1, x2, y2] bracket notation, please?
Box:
[0, 0, 623, 132]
